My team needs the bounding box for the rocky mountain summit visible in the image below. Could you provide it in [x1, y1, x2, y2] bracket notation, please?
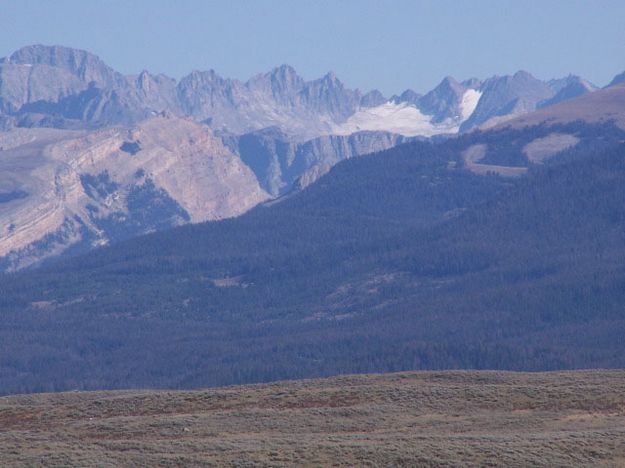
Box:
[542, 75, 598, 108]
[0, 45, 601, 139]
[0, 45, 149, 128]
[175, 66, 370, 139]
[460, 71, 554, 129]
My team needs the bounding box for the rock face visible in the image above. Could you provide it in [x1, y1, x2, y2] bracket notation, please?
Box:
[0, 45, 150, 128]
[226, 128, 408, 196]
[176, 67, 368, 139]
[418, 76, 477, 123]
[0, 45, 125, 110]
[461, 71, 555, 130]
[0, 115, 269, 270]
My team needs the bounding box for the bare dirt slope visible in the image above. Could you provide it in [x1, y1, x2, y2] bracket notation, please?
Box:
[1, 370, 624, 466]
[462, 143, 528, 176]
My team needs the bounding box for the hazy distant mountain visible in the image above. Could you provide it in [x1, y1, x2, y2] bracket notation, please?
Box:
[0, 45, 149, 127]
[176, 66, 369, 139]
[131, 70, 180, 114]
[460, 71, 553, 129]
[0, 45, 126, 107]
[498, 79, 625, 131]
[608, 70, 625, 87]
[540, 75, 598, 108]
[0, 45, 604, 139]
[3, 65, 620, 270]
[417, 76, 480, 123]
[390, 89, 421, 106]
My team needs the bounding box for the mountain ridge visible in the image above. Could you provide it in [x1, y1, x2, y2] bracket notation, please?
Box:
[0, 115, 269, 270]
[2, 44, 624, 270]
[0, 44, 607, 138]
[2, 119, 624, 393]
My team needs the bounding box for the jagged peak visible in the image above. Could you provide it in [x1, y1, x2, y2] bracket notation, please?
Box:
[301, 71, 346, 93]
[266, 64, 304, 86]
[389, 89, 421, 105]
[513, 70, 536, 80]
[360, 89, 386, 107]
[245, 64, 305, 97]
[321, 71, 340, 84]
[182, 69, 228, 83]
[420, 76, 465, 104]
[269, 64, 299, 77]
[461, 78, 482, 89]
[401, 89, 421, 100]
[478, 70, 545, 91]
[552, 74, 597, 91]
[439, 75, 461, 87]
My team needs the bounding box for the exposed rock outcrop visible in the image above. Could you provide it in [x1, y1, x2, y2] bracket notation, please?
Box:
[226, 128, 408, 196]
[0, 115, 268, 270]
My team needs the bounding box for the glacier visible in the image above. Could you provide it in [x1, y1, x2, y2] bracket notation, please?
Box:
[332, 89, 482, 137]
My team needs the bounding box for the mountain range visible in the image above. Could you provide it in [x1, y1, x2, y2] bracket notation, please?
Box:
[2, 45, 625, 393]
[0, 44, 600, 138]
[1, 45, 621, 269]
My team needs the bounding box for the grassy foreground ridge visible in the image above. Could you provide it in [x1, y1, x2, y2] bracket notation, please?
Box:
[1, 370, 624, 466]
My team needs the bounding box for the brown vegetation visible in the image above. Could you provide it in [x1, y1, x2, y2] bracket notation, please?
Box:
[1, 370, 624, 466]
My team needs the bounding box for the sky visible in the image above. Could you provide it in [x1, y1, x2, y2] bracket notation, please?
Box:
[1, 0, 624, 95]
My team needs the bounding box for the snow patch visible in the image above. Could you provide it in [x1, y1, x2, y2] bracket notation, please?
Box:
[460, 89, 482, 120]
[332, 102, 460, 137]
[333, 90, 482, 138]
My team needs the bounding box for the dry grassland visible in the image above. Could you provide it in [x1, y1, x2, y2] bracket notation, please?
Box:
[1, 370, 624, 466]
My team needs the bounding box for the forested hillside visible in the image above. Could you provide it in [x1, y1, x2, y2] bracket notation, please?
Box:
[1, 122, 624, 394]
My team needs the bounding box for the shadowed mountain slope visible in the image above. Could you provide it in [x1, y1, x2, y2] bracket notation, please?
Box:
[1, 121, 624, 394]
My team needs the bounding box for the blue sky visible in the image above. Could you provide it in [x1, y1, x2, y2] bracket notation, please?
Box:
[1, 0, 624, 95]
